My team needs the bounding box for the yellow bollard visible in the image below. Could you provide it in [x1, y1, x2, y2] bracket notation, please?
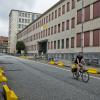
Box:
[48, 60, 55, 65]
[0, 73, 7, 83]
[87, 68, 98, 74]
[3, 84, 18, 100]
[57, 61, 65, 68]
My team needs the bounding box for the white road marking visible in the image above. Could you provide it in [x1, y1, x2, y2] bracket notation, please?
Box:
[32, 60, 100, 80]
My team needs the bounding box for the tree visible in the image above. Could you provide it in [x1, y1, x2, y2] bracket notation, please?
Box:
[16, 41, 25, 54]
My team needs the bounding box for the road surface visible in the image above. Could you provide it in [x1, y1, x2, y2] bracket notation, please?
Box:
[0, 54, 100, 100]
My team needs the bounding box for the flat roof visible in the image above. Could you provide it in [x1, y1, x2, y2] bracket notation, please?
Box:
[9, 9, 41, 16]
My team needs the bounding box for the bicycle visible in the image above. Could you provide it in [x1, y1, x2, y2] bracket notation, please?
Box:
[71, 64, 89, 83]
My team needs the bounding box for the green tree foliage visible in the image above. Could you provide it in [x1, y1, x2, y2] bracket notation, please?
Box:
[16, 41, 25, 54]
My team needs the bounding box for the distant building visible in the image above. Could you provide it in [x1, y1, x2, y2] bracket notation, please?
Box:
[8, 9, 41, 53]
[0, 36, 8, 53]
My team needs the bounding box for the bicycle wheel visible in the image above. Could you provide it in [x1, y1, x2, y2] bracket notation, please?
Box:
[73, 72, 79, 80]
[82, 71, 89, 83]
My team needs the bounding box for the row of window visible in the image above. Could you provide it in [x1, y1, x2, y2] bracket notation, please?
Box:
[48, 29, 100, 50]
[77, 0, 100, 24]
[17, 18, 75, 39]
[19, 12, 31, 18]
[19, 18, 31, 23]
[24, 29, 100, 52]
[18, 0, 100, 39]
[18, 24, 27, 29]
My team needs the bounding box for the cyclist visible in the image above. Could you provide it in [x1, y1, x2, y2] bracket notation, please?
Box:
[74, 52, 86, 75]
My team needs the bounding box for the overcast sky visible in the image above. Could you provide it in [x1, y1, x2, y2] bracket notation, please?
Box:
[0, 0, 59, 37]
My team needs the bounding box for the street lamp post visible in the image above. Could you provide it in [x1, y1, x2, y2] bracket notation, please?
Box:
[81, 0, 84, 53]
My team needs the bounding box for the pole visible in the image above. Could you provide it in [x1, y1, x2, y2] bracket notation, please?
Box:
[81, 0, 84, 54]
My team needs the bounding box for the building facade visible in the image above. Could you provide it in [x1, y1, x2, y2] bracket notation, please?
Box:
[17, 0, 100, 64]
[0, 36, 8, 53]
[9, 10, 41, 53]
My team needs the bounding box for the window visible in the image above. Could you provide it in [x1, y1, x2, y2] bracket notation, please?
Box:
[49, 14, 51, 22]
[71, 37, 74, 48]
[71, 17, 75, 28]
[51, 41, 53, 49]
[66, 38, 69, 48]
[46, 29, 48, 36]
[51, 27, 53, 35]
[22, 19, 24, 23]
[46, 16, 48, 23]
[55, 10, 57, 18]
[58, 40, 60, 49]
[66, 20, 69, 30]
[58, 24, 61, 33]
[76, 33, 81, 47]
[19, 18, 21, 22]
[77, 9, 82, 24]
[62, 5, 65, 15]
[48, 42, 50, 50]
[58, 7, 61, 17]
[54, 41, 56, 49]
[67, 2, 70, 12]
[52, 12, 54, 20]
[93, 1, 100, 19]
[44, 17, 45, 24]
[48, 28, 50, 36]
[84, 31, 90, 47]
[28, 13, 30, 18]
[62, 39, 64, 49]
[54, 25, 57, 34]
[93, 29, 100, 46]
[84, 6, 90, 22]
[62, 22, 65, 31]
[72, 0, 75, 9]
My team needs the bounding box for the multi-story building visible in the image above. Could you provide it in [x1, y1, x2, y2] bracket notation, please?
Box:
[17, 0, 100, 64]
[8, 10, 41, 53]
[0, 36, 8, 53]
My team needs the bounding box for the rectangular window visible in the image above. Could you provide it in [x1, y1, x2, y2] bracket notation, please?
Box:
[93, 29, 100, 46]
[51, 41, 53, 49]
[84, 6, 90, 22]
[19, 18, 21, 22]
[52, 12, 54, 20]
[62, 22, 65, 31]
[71, 37, 74, 48]
[71, 17, 75, 28]
[62, 39, 64, 49]
[48, 28, 50, 36]
[84, 31, 90, 47]
[58, 7, 61, 17]
[62, 5, 65, 15]
[54, 25, 57, 34]
[46, 16, 48, 23]
[76, 33, 81, 47]
[72, 0, 75, 9]
[58, 23, 61, 33]
[77, 9, 82, 24]
[55, 10, 57, 18]
[58, 40, 60, 49]
[67, 2, 70, 12]
[66, 20, 69, 30]
[66, 38, 69, 48]
[54, 41, 56, 49]
[46, 29, 48, 36]
[51, 27, 53, 35]
[48, 42, 50, 50]
[49, 14, 51, 22]
[93, 1, 100, 19]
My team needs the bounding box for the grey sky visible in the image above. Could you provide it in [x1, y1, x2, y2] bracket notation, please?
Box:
[0, 0, 59, 37]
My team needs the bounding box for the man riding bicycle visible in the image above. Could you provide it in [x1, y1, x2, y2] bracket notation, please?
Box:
[74, 52, 86, 74]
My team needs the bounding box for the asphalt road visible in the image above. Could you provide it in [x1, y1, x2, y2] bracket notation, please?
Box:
[0, 55, 100, 100]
